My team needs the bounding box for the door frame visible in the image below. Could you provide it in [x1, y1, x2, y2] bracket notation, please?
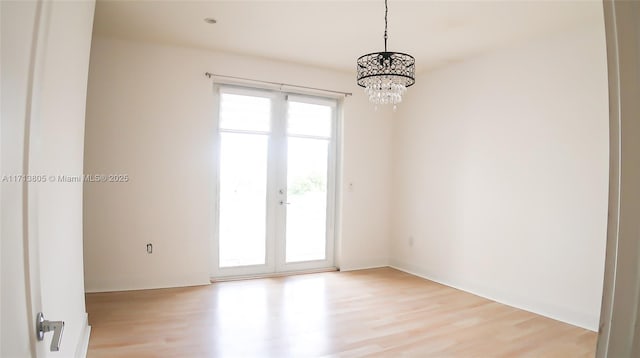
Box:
[274, 93, 338, 274]
[210, 84, 339, 279]
[211, 85, 278, 278]
[24, 0, 49, 355]
[596, 0, 640, 356]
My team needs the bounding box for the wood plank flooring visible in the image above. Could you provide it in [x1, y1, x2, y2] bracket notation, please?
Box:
[86, 268, 596, 357]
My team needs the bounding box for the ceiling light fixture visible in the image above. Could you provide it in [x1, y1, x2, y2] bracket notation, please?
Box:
[356, 0, 415, 109]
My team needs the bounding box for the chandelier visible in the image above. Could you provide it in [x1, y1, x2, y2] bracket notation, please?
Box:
[357, 0, 415, 108]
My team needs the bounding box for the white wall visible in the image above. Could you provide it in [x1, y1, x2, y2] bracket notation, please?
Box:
[391, 24, 609, 330]
[83, 36, 392, 292]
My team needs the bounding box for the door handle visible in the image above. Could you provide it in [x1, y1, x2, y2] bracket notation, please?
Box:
[279, 200, 291, 205]
[36, 312, 64, 352]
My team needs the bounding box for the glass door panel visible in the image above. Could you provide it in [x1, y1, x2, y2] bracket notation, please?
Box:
[284, 98, 334, 266]
[217, 90, 272, 273]
[219, 93, 271, 132]
[287, 101, 332, 137]
[218, 132, 269, 268]
[285, 138, 329, 263]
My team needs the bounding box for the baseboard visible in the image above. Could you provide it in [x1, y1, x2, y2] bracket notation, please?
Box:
[75, 313, 91, 358]
[389, 263, 599, 332]
[211, 267, 339, 282]
[339, 257, 389, 272]
[339, 264, 389, 272]
[84, 274, 211, 293]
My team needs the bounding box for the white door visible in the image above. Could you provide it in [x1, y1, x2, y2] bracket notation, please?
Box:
[1, 0, 95, 356]
[212, 86, 337, 278]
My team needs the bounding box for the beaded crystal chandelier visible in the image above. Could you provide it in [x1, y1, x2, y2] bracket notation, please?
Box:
[357, 0, 415, 108]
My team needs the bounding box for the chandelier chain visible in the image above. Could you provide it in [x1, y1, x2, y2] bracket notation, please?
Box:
[384, 0, 388, 52]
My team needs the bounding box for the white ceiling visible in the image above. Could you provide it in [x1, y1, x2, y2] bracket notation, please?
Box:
[93, 0, 603, 73]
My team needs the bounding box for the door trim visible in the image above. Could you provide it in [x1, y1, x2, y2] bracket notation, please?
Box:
[275, 93, 337, 273]
[596, 0, 640, 356]
[23, 0, 48, 355]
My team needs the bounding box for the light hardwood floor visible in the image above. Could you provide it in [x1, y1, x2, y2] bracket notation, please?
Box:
[86, 268, 596, 357]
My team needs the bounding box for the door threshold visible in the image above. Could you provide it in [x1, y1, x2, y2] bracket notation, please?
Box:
[210, 267, 339, 283]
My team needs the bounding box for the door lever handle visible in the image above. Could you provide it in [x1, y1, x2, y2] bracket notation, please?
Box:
[36, 312, 64, 352]
[279, 200, 291, 205]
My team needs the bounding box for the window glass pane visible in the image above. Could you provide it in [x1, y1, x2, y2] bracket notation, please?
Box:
[220, 93, 271, 132]
[287, 101, 332, 137]
[219, 132, 268, 267]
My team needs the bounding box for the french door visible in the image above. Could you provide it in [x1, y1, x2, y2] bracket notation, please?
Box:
[212, 85, 337, 278]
